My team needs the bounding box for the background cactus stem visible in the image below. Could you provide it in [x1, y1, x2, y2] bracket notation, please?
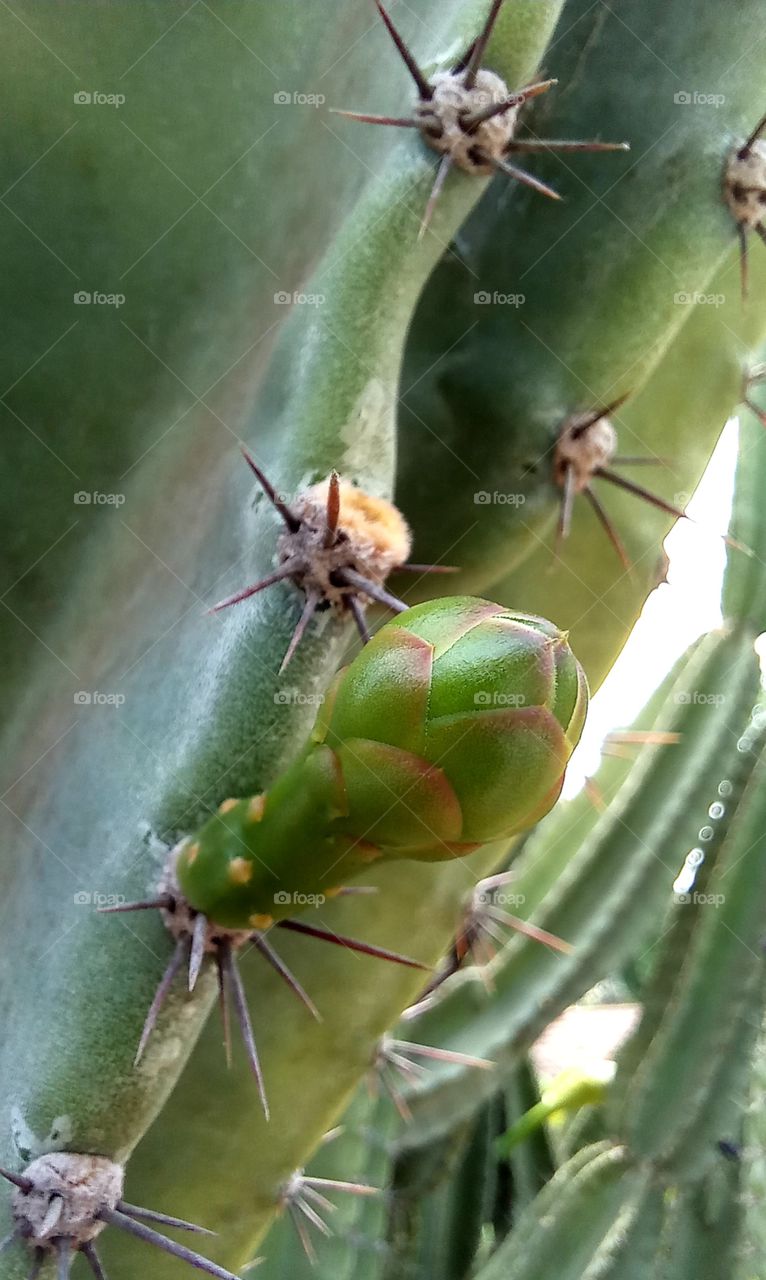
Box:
[0, 1157, 237, 1280]
[336, 0, 628, 235]
[724, 110, 766, 297]
[210, 450, 416, 662]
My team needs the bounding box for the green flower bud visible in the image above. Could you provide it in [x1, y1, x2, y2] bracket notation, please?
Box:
[177, 597, 587, 927]
[316, 596, 587, 850]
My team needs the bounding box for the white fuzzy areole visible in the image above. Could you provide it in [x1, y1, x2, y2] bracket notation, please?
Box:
[555, 415, 617, 492]
[725, 139, 766, 229]
[12, 1153, 123, 1245]
[416, 68, 518, 173]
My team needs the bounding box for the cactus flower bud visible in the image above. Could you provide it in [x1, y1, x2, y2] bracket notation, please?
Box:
[176, 597, 587, 927]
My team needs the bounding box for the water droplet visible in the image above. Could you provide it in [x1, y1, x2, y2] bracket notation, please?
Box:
[709, 802, 725, 820]
[699, 826, 714, 841]
[687, 848, 705, 867]
[718, 780, 733, 797]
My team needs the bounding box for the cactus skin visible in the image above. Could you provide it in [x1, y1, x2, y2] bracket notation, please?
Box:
[176, 598, 586, 928]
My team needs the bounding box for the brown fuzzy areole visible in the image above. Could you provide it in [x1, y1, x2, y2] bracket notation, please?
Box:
[277, 478, 412, 608]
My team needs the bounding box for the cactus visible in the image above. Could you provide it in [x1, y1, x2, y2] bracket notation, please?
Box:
[4, 1, 766, 1278]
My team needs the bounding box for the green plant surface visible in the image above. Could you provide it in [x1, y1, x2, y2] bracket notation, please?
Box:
[392, 0, 766, 691]
[390, 625, 760, 1147]
[473, 1141, 638, 1280]
[613, 711, 766, 1178]
[0, 4, 570, 1277]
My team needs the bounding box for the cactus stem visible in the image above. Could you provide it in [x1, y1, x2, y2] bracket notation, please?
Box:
[373, 0, 433, 101]
[218, 940, 270, 1118]
[276, 918, 427, 969]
